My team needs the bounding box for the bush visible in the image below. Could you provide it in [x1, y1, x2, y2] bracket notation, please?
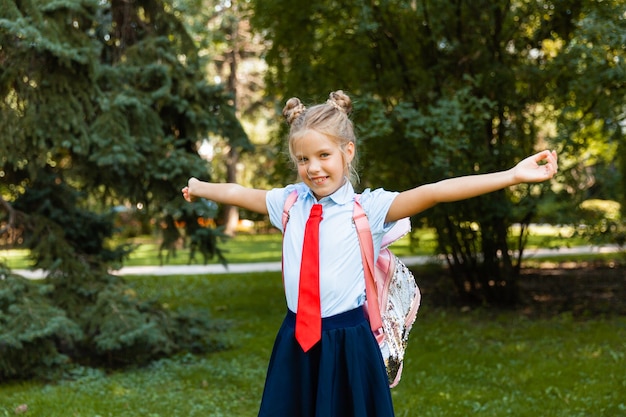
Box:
[0, 266, 227, 381]
[0, 271, 83, 380]
[577, 199, 625, 247]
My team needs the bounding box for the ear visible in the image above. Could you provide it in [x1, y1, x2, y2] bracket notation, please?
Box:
[344, 141, 355, 164]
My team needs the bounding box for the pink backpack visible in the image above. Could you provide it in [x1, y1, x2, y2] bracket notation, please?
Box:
[282, 192, 421, 388]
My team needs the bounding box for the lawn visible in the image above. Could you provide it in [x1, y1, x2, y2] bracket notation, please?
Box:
[1, 271, 624, 416]
[0, 225, 590, 269]
[123, 225, 589, 266]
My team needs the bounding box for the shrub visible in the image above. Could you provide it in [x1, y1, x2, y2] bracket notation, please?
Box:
[0, 271, 83, 380]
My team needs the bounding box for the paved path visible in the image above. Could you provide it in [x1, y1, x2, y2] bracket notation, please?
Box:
[12, 245, 622, 279]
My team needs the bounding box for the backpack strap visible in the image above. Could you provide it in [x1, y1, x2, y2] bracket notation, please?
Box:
[282, 190, 299, 231]
[281, 190, 300, 285]
[353, 196, 384, 336]
[282, 191, 387, 338]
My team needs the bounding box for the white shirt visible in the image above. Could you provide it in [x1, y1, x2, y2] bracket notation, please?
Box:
[266, 181, 398, 317]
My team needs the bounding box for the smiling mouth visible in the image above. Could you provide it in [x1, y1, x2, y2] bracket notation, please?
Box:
[311, 176, 328, 185]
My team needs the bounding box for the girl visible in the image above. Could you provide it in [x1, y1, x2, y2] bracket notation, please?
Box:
[182, 90, 558, 417]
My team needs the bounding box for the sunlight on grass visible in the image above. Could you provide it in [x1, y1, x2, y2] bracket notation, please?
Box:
[1, 225, 596, 270]
[0, 248, 31, 269]
[115, 233, 286, 266]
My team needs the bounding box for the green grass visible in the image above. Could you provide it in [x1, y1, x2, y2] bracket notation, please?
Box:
[126, 233, 287, 266]
[0, 225, 591, 269]
[1, 272, 625, 416]
[0, 248, 30, 269]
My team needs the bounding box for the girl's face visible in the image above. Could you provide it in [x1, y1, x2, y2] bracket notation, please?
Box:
[292, 130, 354, 200]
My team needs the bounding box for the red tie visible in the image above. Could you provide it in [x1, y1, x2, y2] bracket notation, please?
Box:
[295, 203, 323, 352]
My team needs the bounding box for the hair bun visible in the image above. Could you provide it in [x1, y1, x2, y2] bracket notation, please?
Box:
[327, 90, 352, 115]
[283, 97, 306, 125]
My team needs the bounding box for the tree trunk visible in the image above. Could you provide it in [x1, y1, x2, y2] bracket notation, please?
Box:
[222, 145, 240, 236]
[221, 11, 241, 236]
[437, 192, 525, 306]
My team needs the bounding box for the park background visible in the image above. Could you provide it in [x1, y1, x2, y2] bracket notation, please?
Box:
[1, 0, 625, 415]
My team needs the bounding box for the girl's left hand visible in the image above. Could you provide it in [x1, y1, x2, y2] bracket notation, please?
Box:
[513, 150, 558, 183]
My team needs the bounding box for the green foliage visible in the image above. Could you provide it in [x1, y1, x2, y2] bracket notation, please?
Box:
[12, 173, 130, 268]
[188, 226, 229, 267]
[0, 0, 248, 380]
[0, 0, 251, 208]
[544, 1, 626, 222]
[575, 199, 625, 247]
[172, 198, 230, 266]
[250, 0, 626, 305]
[0, 271, 83, 380]
[0, 265, 227, 381]
[0, 168, 227, 382]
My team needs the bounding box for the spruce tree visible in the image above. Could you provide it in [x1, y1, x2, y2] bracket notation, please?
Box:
[0, 0, 248, 380]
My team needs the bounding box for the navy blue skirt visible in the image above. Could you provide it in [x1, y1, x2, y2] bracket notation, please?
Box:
[258, 307, 395, 417]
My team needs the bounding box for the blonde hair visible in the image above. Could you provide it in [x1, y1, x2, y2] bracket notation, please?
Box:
[282, 90, 359, 184]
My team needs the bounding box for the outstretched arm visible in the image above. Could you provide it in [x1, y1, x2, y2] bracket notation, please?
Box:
[181, 178, 269, 215]
[386, 150, 558, 222]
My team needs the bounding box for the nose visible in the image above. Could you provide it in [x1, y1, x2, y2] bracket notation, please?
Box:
[307, 158, 321, 174]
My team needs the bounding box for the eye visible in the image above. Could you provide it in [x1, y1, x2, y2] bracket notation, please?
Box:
[296, 156, 307, 165]
[320, 152, 330, 158]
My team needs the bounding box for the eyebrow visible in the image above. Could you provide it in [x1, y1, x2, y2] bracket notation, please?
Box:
[295, 147, 334, 157]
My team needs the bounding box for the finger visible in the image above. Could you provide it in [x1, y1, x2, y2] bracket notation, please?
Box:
[546, 151, 558, 173]
[534, 149, 551, 163]
[546, 154, 558, 177]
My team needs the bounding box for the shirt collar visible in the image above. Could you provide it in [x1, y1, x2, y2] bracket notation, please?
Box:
[303, 177, 354, 206]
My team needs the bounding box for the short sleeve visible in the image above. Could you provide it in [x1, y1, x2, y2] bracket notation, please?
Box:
[266, 183, 308, 232]
[358, 188, 400, 248]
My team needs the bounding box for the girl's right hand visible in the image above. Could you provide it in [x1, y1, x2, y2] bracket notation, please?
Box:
[181, 177, 200, 202]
